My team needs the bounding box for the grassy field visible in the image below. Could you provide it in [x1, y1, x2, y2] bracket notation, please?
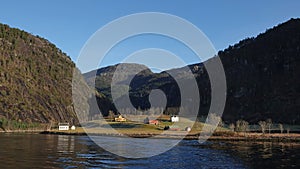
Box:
[40, 115, 300, 141]
[42, 116, 300, 142]
[49, 115, 229, 136]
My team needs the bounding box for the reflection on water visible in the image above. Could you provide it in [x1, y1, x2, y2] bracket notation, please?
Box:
[0, 133, 299, 169]
[261, 142, 273, 159]
[198, 141, 300, 169]
[57, 135, 75, 154]
[90, 135, 180, 158]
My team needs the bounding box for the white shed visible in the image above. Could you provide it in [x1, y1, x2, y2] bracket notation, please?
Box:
[170, 116, 179, 122]
[58, 123, 69, 131]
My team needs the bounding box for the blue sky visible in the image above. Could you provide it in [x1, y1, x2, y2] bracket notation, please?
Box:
[1, 0, 300, 72]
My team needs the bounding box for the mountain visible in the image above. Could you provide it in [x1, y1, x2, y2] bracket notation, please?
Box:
[219, 18, 300, 124]
[85, 18, 300, 124]
[0, 23, 80, 126]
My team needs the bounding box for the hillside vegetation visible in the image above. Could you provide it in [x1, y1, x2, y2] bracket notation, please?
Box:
[0, 23, 78, 126]
[85, 18, 300, 125]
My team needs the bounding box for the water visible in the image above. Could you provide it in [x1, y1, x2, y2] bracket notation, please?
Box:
[0, 133, 299, 169]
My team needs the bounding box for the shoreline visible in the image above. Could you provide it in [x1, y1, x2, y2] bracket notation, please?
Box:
[39, 130, 300, 142]
[1, 129, 299, 142]
[0, 129, 45, 133]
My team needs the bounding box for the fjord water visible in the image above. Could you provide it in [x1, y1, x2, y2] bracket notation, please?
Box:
[0, 134, 298, 169]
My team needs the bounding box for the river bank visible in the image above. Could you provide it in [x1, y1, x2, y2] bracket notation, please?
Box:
[39, 130, 300, 142]
[1, 129, 299, 142]
[0, 129, 45, 133]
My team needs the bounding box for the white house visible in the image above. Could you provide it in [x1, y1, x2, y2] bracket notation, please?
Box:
[58, 123, 69, 131]
[185, 126, 192, 132]
[170, 116, 179, 122]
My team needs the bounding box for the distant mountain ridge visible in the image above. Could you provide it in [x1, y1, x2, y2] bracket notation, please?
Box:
[85, 18, 300, 124]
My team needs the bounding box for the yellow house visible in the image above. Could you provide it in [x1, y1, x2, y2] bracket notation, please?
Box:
[115, 115, 126, 122]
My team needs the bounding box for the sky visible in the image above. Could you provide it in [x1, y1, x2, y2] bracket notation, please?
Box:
[0, 0, 300, 72]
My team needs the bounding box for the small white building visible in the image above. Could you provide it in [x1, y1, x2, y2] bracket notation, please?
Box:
[71, 125, 76, 130]
[58, 123, 69, 131]
[170, 116, 179, 122]
[185, 126, 192, 132]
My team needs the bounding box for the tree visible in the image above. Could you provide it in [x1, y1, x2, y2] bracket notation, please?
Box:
[207, 113, 222, 126]
[286, 127, 290, 134]
[266, 119, 272, 134]
[149, 108, 155, 116]
[0, 120, 4, 131]
[236, 120, 241, 132]
[279, 123, 284, 134]
[47, 120, 54, 131]
[218, 119, 224, 128]
[236, 120, 249, 134]
[258, 121, 267, 134]
[241, 120, 249, 134]
[144, 117, 149, 124]
[229, 123, 235, 132]
[108, 110, 115, 121]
